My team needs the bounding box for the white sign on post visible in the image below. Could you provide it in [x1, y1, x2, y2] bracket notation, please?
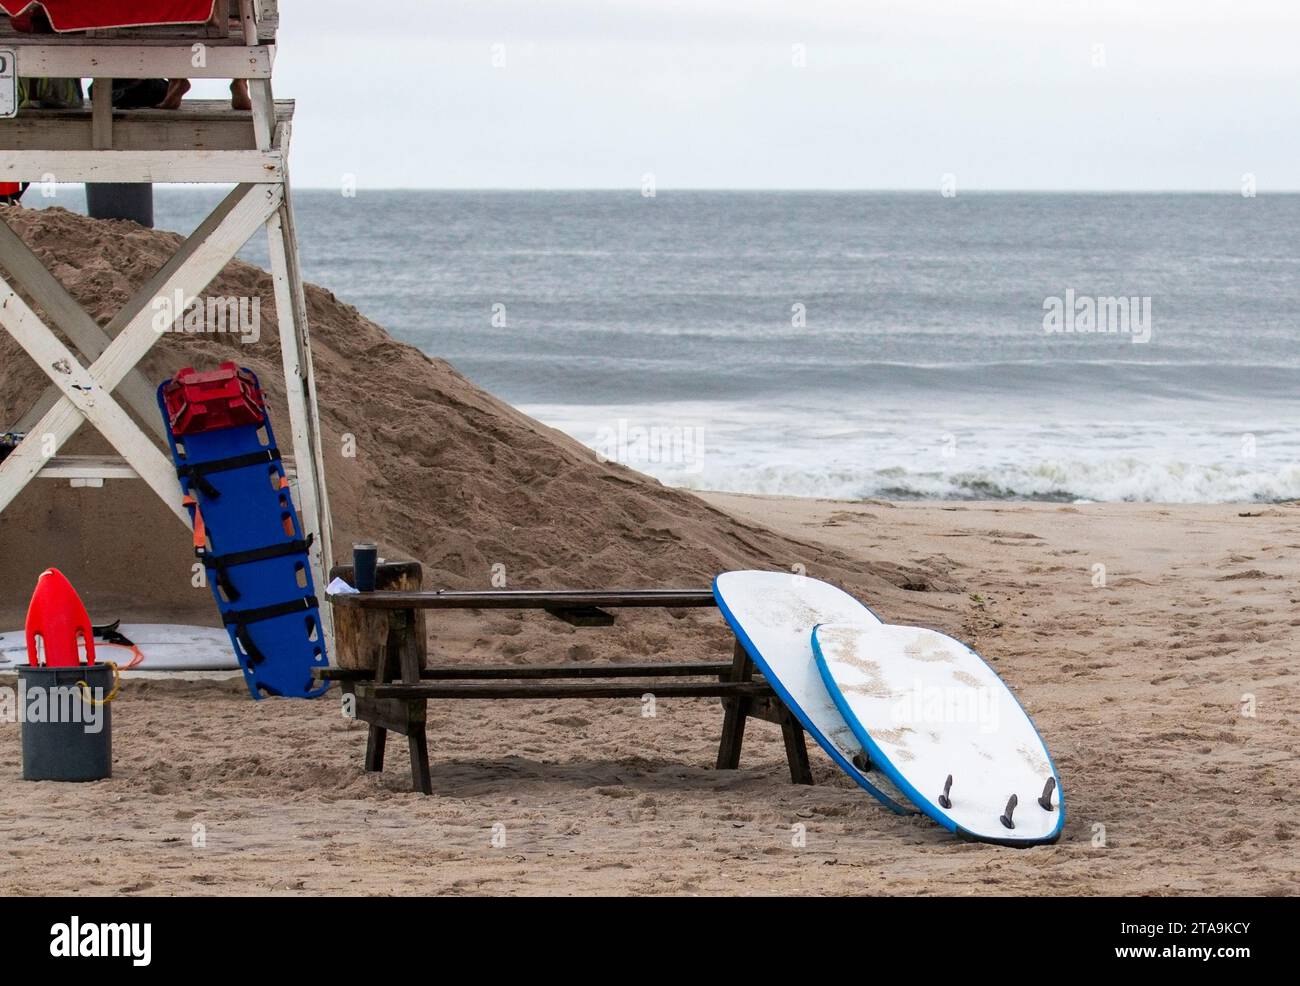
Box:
[0, 48, 16, 119]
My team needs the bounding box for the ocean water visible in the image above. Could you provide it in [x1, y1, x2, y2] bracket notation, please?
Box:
[63, 188, 1300, 502]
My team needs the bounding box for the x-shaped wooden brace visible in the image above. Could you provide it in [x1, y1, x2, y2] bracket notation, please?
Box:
[0, 182, 284, 528]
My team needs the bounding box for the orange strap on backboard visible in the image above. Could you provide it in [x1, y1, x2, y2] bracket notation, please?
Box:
[182, 494, 206, 553]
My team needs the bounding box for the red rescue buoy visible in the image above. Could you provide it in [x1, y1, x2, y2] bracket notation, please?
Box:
[24, 568, 96, 668]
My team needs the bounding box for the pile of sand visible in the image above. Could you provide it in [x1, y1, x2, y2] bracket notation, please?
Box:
[0, 208, 950, 652]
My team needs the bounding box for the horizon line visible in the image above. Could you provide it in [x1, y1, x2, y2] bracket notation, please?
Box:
[151, 186, 1300, 195]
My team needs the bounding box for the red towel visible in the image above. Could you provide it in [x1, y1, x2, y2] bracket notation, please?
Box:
[0, 1, 217, 32]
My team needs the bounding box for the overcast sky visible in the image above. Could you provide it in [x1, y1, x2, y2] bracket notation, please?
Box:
[183, 0, 1300, 190]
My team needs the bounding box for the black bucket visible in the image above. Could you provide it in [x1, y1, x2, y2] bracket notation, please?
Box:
[85, 182, 154, 228]
[18, 664, 113, 782]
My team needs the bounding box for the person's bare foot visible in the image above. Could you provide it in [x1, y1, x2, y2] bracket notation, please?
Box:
[230, 79, 252, 111]
[157, 78, 190, 110]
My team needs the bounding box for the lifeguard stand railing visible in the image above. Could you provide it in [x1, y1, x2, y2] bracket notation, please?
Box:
[0, 0, 333, 643]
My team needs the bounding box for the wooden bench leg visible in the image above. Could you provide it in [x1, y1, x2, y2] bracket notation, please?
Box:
[396, 611, 433, 795]
[363, 641, 393, 773]
[408, 725, 432, 794]
[716, 638, 754, 770]
[364, 724, 387, 772]
[777, 705, 813, 785]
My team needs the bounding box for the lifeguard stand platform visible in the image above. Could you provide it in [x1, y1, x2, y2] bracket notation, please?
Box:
[0, 0, 333, 641]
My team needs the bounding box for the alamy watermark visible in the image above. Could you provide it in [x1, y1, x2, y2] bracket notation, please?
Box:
[152, 289, 260, 343]
[0, 680, 105, 734]
[1043, 288, 1151, 343]
[891, 678, 1000, 733]
[592, 418, 706, 474]
[50, 917, 150, 966]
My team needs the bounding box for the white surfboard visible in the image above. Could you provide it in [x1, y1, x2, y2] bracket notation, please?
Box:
[0, 623, 240, 672]
[712, 571, 913, 814]
[812, 622, 1064, 845]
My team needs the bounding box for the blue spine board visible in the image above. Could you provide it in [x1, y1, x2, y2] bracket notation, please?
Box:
[157, 369, 329, 699]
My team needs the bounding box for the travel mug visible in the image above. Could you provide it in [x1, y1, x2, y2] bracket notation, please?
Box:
[353, 542, 378, 592]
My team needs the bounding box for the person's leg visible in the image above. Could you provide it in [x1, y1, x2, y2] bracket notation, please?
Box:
[230, 79, 252, 111]
[157, 78, 191, 109]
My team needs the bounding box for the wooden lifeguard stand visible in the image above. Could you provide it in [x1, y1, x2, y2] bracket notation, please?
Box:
[0, 0, 333, 642]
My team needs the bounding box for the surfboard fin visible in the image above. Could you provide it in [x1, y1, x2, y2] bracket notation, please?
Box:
[852, 751, 872, 772]
[938, 773, 953, 809]
[999, 793, 1018, 830]
[1037, 777, 1056, 811]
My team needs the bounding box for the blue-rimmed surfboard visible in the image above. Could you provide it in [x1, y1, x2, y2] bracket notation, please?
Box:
[712, 571, 913, 814]
[0, 623, 239, 671]
[811, 622, 1064, 846]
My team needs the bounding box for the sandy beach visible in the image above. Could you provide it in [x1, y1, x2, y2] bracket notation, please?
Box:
[1, 210, 1297, 896]
[2, 494, 1296, 896]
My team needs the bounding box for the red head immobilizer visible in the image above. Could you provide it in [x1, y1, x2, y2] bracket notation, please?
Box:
[161, 362, 266, 436]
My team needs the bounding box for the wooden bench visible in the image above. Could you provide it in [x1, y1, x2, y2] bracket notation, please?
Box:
[317, 587, 812, 794]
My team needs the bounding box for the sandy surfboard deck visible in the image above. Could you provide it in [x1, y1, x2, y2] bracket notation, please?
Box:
[812, 622, 1064, 845]
[0, 623, 240, 672]
[712, 571, 913, 814]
